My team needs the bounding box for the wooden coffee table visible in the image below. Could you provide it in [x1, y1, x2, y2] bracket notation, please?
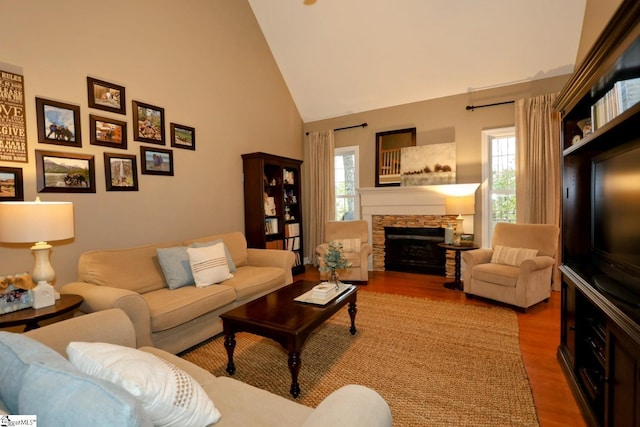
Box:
[0, 294, 83, 331]
[220, 279, 358, 397]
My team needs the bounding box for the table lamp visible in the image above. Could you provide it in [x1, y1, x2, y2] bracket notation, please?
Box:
[445, 195, 475, 235]
[0, 198, 74, 285]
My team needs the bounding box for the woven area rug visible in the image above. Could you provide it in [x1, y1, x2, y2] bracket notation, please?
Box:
[181, 292, 539, 426]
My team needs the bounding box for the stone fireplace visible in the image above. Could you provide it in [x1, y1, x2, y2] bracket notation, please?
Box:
[359, 184, 479, 276]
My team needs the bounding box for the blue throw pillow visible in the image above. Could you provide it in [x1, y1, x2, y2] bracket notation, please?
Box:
[20, 363, 152, 427]
[156, 246, 194, 290]
[0, 332, 70, 413]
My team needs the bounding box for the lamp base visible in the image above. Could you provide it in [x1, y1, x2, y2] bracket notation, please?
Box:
[30, 241, 55, 285]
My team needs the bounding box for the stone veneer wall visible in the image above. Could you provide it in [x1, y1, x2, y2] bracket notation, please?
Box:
[372, 214, 460, 276]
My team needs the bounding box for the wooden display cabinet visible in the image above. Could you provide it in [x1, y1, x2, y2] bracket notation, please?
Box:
[241, 152, 305, 275]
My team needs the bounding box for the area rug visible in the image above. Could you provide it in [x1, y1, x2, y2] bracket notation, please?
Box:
[181, 292, 539, 426]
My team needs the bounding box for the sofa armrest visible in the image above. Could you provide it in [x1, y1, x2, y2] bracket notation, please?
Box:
[61, 282, 153, 348]
[25, 309, 136, 356]
[246, 248, 295, 284]
[302, 385, 392, 427]
[520, 255, 555, 272]
[461, 248, 493, 268]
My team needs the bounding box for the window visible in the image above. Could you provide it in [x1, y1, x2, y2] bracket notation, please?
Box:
[482, 127, 516, 246]
[334, 146, 359, 221]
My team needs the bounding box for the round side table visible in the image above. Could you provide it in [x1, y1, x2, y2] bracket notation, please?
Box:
[438, 243, 480, 291]
[0, 294, 83, 331]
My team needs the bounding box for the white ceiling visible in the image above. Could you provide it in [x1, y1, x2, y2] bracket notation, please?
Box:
[248, 0, 587, 122]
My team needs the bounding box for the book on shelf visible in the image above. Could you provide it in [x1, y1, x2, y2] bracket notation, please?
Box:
[294, 251, 301, 266]
[591, 77, 640, 130]
[285, 236, 300, 251]
[285, 222, 300, 237]
[265, 218, 278, 235]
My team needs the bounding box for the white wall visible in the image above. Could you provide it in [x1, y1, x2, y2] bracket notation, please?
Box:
[0, 0, 303, 287]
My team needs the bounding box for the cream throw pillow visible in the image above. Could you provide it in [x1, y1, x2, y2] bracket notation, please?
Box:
[335, 238, 361, 253]
[491, 245, 538, 266]
[187, 243, 233, 287]
[67, 342, 221, 427]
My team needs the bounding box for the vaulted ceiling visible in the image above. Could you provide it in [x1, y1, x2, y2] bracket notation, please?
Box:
[248, 0, 587, 122]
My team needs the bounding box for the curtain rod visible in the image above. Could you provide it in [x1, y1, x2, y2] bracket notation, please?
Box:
[465, 100, 514, 111]
[305, 122, 368, 135]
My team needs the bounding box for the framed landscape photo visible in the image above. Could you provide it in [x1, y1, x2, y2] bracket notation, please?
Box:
[140, 146, 173, 176]
[90, 115, 127, 149]
[170, 123, 195, 150]
[35, 150, 96, 193]
[0, 166, 24, 201]
[35, 97, 82, 148]
[104, 152, 138, 191]
[87, 77, 126, 115]
[133, 100, 165, 145]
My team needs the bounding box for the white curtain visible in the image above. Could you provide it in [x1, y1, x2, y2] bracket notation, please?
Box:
[515, 93, 562, 289]
[305, 130, 335, 265]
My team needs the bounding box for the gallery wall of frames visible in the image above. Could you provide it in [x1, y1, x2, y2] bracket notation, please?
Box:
[0, 72, 196, 200]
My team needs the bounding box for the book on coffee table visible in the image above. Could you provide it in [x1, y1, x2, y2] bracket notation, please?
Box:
[294, 283, 355, 306]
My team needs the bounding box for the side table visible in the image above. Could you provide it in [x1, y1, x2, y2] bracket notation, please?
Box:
[0, 294, 83, 331]
[438, 243, 480, 291]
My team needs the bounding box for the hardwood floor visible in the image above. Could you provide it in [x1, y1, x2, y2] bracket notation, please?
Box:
[296, 267, 586, 427]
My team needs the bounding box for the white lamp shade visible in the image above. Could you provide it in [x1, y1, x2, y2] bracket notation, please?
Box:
[445, 195, 475, 215]
[0, 200, 74, 244]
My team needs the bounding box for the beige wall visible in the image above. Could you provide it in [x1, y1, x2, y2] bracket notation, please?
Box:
[575, 0, 624, 65]
[303, 76, 570, 244]
[0, 0, 303, 287]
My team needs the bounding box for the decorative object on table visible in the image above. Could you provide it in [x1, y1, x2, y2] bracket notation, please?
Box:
[318, 241, 352, 289]
[35, 150, 96, 193]
[444, 223, 454, 244]
[0, 197, 75, 285]
[35, 97, 82, 148]
[459, 233, 475, 247]
[0, 272, 35, 314]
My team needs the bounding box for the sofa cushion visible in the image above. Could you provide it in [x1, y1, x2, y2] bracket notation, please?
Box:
[67, 341, 221, 427]
[20, 362, 152, 427]
[190, 239, 237, 272]
[142, 285, 236, 332]
[78, 242, 180, 294]
[226, 265, 287, 300]
[473, 263, 519, 287]
[157, 246, 195, 290]
[490, 245, 538, 267]
[187, 244, 233, 287]
[334, 238, 361, 252]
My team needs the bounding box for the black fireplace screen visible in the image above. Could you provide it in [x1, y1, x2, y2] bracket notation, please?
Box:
[384, 227, 445, 275]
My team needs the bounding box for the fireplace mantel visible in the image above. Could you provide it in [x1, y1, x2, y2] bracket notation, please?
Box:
[358, 184, 479, 270]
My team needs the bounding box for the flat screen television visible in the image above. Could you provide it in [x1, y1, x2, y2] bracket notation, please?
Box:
[592, 138, 640, 307]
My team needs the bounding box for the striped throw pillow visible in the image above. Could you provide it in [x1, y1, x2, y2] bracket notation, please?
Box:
[490, 245, 538, 266]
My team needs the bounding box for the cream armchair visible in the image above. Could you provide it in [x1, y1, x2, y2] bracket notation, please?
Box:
[461, 222, 559, 311]
[316, 220, 372, 282]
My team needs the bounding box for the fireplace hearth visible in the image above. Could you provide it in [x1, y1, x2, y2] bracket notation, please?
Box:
[384, 227, 445, 275]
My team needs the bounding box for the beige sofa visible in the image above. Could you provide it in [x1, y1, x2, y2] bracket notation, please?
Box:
[61, 232, 295, 354]
[0, 308, 393, 427]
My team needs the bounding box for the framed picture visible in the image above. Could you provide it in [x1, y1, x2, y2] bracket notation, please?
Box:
[90, 115, 128, 149]
[104, 153, 138, 191]
[170, 123, 195, 150]
[35, 150, 96, 193]
[0, 166, 24, 201]
[87, 77, 126, 115]
[35, 97, 82, 147]
[140, 146, 173, 176]
[132, 101, 165, 144]
[375, 127, 416, 187]
[460, 234, 475, 247]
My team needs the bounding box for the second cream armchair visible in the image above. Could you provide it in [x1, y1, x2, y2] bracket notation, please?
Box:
[316, 220, 372, 282]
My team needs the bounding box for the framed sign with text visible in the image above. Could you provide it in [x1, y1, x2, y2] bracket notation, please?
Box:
[0, 69, 28, 162]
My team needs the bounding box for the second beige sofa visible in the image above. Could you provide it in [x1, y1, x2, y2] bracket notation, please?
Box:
[61, 231, 294, 354]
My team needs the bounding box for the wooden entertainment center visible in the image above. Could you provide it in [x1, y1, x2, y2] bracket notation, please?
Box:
[554, 1, 640, 426]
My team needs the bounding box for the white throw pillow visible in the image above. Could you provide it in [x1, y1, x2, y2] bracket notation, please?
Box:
[67, 342, 221, 427]
[187, 243, 233, 287]
[490, 245, 538, 266]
